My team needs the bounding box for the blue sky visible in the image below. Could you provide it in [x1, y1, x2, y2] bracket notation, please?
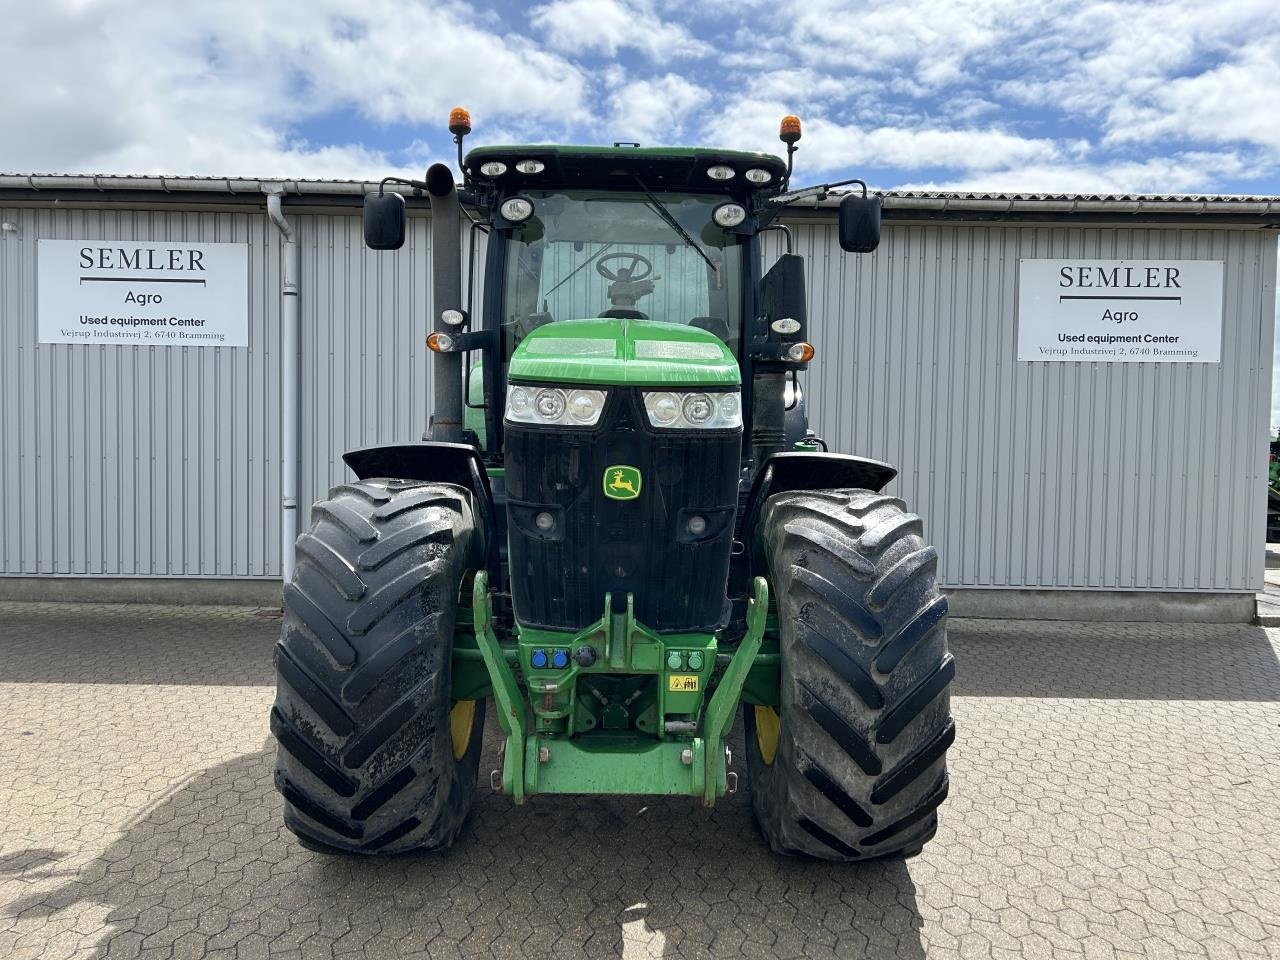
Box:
[4, 0, 1280, 194]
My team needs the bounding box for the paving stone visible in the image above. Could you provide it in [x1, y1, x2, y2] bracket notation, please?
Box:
[1, 602, 1278, 958]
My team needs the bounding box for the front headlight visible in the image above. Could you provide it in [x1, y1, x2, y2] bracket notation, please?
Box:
[643, 390, 742, 430]
[505, 385, 607, 426]
[500, 196, 534, 222]
[712, 203, 747, 227]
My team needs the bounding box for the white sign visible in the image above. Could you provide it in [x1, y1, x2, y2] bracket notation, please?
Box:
[38, 239, 249, 346]
[1017, 259, 1224, 362]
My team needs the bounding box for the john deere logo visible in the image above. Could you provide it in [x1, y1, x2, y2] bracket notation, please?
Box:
[603, 465, 642, 501]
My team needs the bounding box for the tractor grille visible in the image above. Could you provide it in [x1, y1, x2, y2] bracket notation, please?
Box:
[504, 388, 741, 632]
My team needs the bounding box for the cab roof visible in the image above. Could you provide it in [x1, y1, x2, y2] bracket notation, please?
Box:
[463, 144, 788, 193]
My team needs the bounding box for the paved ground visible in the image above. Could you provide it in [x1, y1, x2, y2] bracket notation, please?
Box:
[1, 603, 1278, 960]
[1253, 548, 1280, 624]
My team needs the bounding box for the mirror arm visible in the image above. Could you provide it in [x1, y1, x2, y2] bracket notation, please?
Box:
[757, 224, 793, 254]
[828, 177, 869, 198]
[437, 328, 499, 356]
[768, 177, 869, 208]
[377, 176, 430, 196]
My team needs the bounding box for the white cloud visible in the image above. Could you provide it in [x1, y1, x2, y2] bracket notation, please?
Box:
[997, 2, 1280, 152]
[530, 0, 710, 62]
[607, 75, 709, 143]
[740, 69, 861, 106]
[897, 151, 1261, 195]
[1104, 38, 1280, 152]
[784, 0, 1037, 88]
[297, 6, 588, 125]
[0, 0, 587, 179]
[726, 0, 1280, 188]
[704, 98, 1063, 176]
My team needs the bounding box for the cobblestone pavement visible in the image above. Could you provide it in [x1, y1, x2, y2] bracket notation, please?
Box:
[1, 602, 1278, 959]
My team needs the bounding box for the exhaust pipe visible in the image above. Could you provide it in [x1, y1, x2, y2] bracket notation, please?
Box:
[426, 163, 464, 443]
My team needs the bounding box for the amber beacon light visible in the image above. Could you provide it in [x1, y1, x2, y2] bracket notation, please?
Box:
[779, 114, 802, 144]
[449, 107, 472, 137]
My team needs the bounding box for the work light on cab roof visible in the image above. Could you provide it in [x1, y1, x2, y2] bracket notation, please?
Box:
[276, 101, 955, 870]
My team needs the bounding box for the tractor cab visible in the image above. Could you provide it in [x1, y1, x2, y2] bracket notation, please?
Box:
[464, 144, 787, 347]
[460, 145, 791, 461]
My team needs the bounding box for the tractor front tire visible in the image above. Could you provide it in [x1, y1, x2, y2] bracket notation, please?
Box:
[271, 479, 486, 855]
[745, 488, 955, 860]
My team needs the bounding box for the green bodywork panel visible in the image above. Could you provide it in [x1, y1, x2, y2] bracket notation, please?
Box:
[508, 317, 739, 387]
[523, 737, 711, 797]
[467, 571, 769, 803]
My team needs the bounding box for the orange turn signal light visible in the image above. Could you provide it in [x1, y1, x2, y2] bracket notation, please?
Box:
[787, 342, 815, 363]
[427, 331, 454, 353]
[449, 106, 472, 137]
[779, 114, 802, 144]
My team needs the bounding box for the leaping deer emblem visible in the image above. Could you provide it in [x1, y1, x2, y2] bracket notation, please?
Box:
[609, 469, 637, 496]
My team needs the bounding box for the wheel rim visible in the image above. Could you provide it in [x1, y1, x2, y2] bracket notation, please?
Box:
[753, 705, 780, 765]
[450, 700, 476, 759]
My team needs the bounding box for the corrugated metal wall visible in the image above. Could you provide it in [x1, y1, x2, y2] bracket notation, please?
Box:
[0, 205, 282, 577]
[1, 201, 1273, 592]
[295, 212, 433, 531]
[774, 221, 1275, 592]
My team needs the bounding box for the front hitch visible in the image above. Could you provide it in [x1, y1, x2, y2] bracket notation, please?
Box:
[472, 572, 770, 805]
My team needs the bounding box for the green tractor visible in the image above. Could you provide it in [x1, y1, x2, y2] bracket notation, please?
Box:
[270, 109, 955, 860]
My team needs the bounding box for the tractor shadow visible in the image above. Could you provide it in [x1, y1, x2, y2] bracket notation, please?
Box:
[1, 724, 927, 960]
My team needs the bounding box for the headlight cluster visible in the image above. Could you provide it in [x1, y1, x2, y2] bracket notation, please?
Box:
[643, 391, 741, 430]
[506, 386, 607, 426]
[479, 159, 546, 177]
[706, 165, 773, 183]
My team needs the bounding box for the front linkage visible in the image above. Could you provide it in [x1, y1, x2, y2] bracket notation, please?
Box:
[472, 571, 769, 805]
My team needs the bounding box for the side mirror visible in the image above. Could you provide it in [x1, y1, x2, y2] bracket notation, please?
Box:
[759, 254, 807, 338]
[363, 191, 406, 250]
[838, 193, 881, 253]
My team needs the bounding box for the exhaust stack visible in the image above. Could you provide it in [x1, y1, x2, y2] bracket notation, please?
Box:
[426, 163, 464, 443]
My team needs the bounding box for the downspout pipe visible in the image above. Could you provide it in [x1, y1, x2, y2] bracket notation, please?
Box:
[426, 163, 464, 442]
[265, 188, 300, 586]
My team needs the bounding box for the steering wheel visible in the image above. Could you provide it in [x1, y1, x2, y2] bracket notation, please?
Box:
[596, 252, 653, 283]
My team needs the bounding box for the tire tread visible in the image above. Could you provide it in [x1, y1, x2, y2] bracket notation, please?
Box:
[271, 479, 485, 855]
[747, 487, 954, 862]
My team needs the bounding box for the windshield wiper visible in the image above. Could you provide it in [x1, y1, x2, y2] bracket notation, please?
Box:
[631, 175, 719, 276]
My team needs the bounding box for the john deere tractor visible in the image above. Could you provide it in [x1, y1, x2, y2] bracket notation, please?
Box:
[270, 109, 955, 860]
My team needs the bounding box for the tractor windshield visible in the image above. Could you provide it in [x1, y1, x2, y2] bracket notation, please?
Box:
[500, 190, 745, 356]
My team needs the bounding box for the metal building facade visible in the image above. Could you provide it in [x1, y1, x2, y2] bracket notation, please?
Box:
[0, 180, 1274, 602]
[782, 221, 1276, 593]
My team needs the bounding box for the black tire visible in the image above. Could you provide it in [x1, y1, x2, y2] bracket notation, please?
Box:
[271, 479, 487, 855]
[745, 488, 955, 861]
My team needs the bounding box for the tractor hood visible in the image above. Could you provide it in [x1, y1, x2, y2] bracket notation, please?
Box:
[508, 318, 739, 388]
